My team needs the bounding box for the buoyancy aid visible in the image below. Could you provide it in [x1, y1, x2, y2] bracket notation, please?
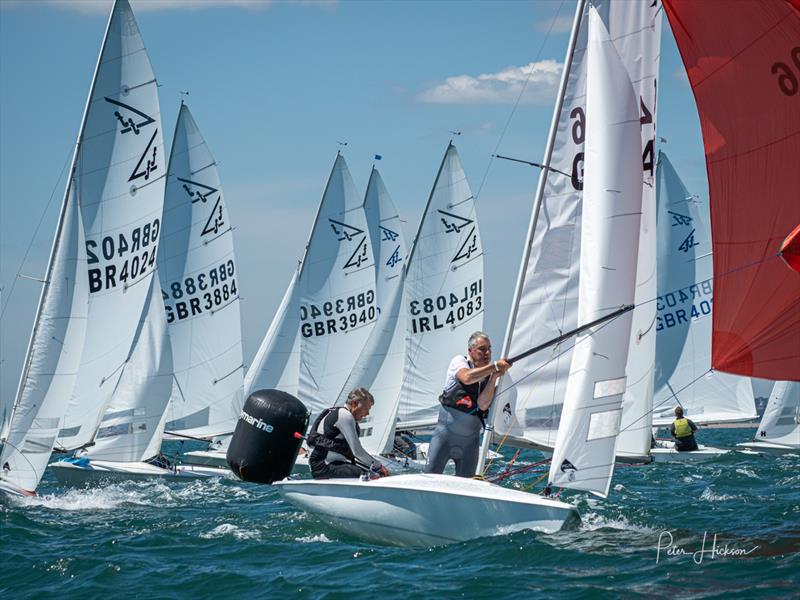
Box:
[307, 407, 359, 463]
[673, 417, 693, 438]
[439, 371, 488, 423]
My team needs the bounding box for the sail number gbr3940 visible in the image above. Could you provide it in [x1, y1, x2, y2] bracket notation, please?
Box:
[300, 290, 376, 338]
[409, 278, 482, 333]
[162, 259, 238, 323]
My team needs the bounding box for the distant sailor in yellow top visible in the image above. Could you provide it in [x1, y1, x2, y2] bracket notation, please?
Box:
[670, 405, 699, 452]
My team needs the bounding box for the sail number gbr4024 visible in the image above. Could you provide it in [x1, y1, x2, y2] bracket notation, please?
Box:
[409, 278, 482, 334]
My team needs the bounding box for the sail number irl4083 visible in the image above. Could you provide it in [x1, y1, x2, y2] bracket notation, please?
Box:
[86, 218, 160, 293]
[409, 279, 483, 334]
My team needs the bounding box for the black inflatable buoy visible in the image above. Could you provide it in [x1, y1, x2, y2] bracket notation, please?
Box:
[226, 389, 309, 484]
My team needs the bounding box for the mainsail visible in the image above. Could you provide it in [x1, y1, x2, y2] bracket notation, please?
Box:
[493, 0, 661, 458]
[335, 167, 407, 454]
[397, 143, 484, 429]
[58, 0, 167, 450]
[547, 6, 642, 496]
[754, 381, 800, 448]
[652, 152, 756, 426]
[159, 103, 244, 439]
[0, 0, 159, 493]
[663, 0, 800, 381]
[246, 155, 376, 419]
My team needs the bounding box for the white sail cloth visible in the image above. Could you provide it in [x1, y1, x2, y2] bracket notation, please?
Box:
[398, 144, 484, 429]
[652, 152, 756, 426]
[547, 6, 642, 496]
[59, 0, 166, 450]
[84, 275, 172, 462]
[0, 191, 88, 493]
[493, 0, 661, 459]
[159, 104, 244, 439]
[335, 168, 407, 454]
[754, 381, 800, 448]
[0, 0, 161, 493]
[245, 155, 376, 420]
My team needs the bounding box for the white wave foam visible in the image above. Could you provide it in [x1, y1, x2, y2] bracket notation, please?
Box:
[200, 523, 260, 540]
[735, 467, 758, 479]
[18, 484, 157, 511]
[295, 533, 332, 543]
[579, 511, 655, 534]
[699, 487, 739, 502]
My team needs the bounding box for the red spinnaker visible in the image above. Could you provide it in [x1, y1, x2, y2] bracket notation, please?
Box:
[663, 0, 800, 381]
[779, 223, 800, 273]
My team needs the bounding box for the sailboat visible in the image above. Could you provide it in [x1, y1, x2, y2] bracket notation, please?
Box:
[737, 381, 800, 454]
[489, 0, 660, 469]
[646, 151, 756, 462]
[157, 103, 245, 471]
[240, 153, 376, 472]
[50, 102, 244, 484]
[331, 143, 485, 466]
[0, 0, 168, 496]
[273, 4, 637, 545]
[49, 275, 221, 484]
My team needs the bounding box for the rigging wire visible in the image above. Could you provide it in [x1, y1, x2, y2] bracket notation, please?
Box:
[0, 143, 73, 323]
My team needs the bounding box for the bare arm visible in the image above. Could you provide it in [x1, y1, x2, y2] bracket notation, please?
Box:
[456, 358, 512, 386]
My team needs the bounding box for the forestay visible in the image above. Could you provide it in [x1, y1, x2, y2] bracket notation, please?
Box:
[494, 0, 661, 458]
[755, 381, 800, 448]
[663, 0, 800, 381]
[397, 144, 484, 429]
[84, 275, 172, 462]
[58, 0, 167, 450]
[335, 168, 407, 454]
[652, 152, 756, 426]
[159, 104, 244, 439]
[547, 6, 642, 496]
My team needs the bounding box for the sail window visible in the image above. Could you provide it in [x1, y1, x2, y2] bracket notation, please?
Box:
[593, 377, 626, 399]
[586, 409, 621, 441]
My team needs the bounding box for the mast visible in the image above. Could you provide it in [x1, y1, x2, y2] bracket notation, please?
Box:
[476, 0, 586, 475]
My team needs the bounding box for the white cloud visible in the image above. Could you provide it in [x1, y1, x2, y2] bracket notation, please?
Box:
[418, 60, 562, 105]
[2, 0, 336, 15]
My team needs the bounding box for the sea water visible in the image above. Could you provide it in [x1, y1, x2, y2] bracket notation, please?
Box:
[1, 429, 797, 598]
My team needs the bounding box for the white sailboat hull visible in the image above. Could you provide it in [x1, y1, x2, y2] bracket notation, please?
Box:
[736, 441, 799, 455]
[274, 473, 579, 547]
[183, 449, 311, 474]
[49, 460, 231, 486]
[650, 441, 731, 462]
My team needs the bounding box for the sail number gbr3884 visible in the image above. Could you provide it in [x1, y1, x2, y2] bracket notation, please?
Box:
[162, 259, 238, 323]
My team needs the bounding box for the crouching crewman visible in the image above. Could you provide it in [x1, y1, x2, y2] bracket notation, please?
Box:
[308, 387, 390, 479]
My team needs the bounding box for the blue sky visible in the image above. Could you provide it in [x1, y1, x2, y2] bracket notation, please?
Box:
[0, 0, 717, 406]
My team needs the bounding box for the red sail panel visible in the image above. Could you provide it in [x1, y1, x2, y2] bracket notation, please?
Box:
[663, 0, 800, 381]
[780, 223, 800, 273]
